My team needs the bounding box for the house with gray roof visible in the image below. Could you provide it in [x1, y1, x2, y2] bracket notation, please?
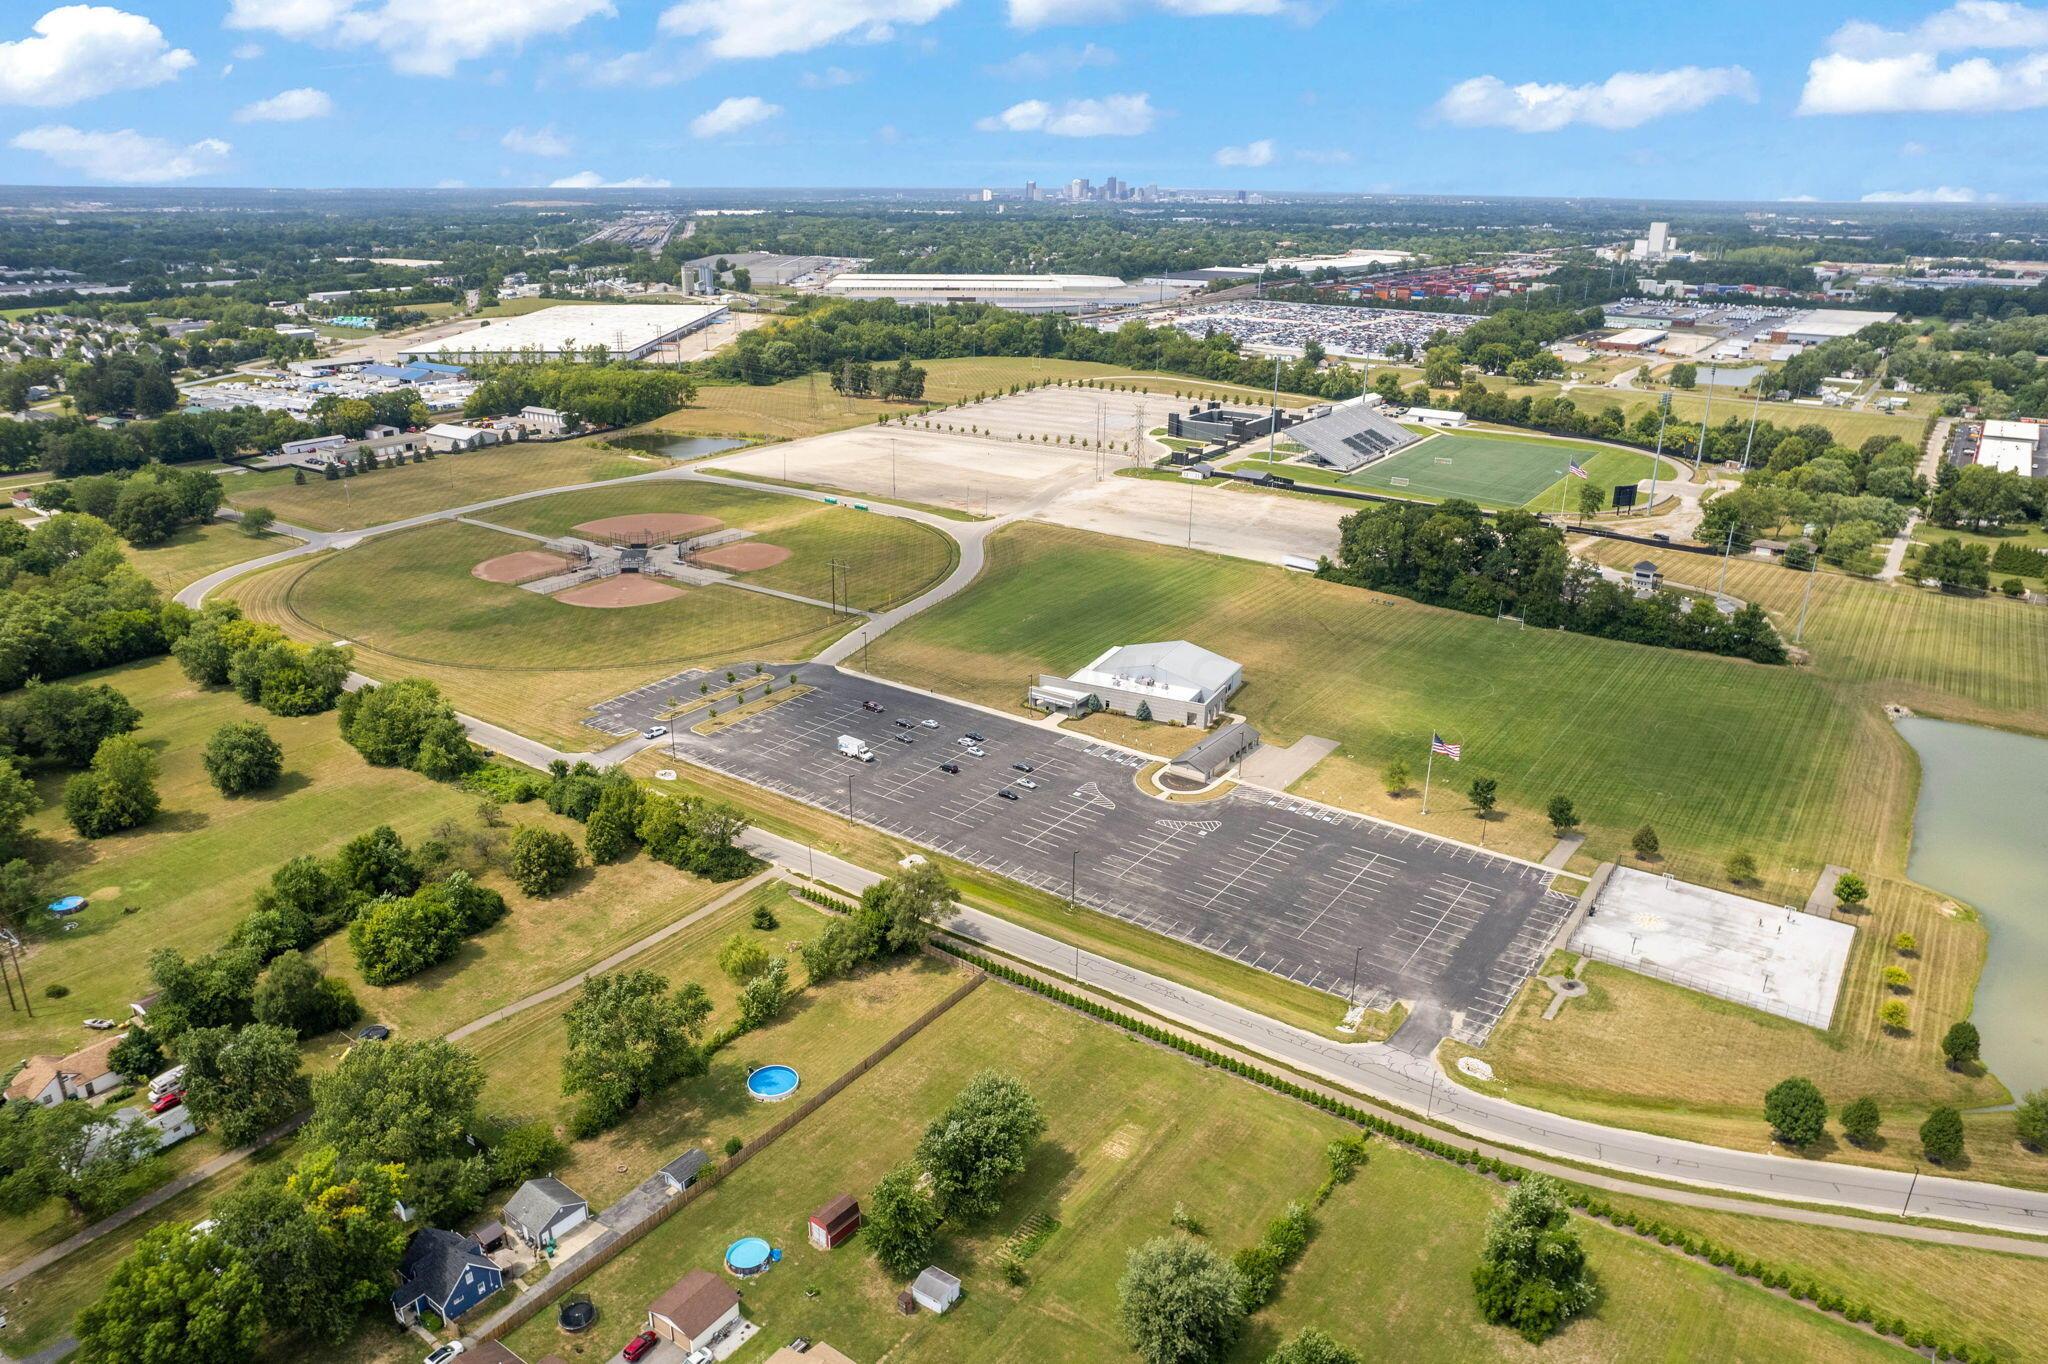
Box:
[504, 1176, 590, 1249]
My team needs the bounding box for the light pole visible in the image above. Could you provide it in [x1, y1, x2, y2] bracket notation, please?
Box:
[1069, 850, 1078, 909]
[1349, 945, 1364, 1004]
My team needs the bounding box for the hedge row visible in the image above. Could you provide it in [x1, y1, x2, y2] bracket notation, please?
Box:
[936, 941, 2003, 1364]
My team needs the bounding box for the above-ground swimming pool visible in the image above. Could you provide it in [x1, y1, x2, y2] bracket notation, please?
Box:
[747, 1064, 800, 1101]
[725, 1236, 775, 1276]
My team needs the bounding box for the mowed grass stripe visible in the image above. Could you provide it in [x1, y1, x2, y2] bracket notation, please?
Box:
[868, 524, 1871, 896]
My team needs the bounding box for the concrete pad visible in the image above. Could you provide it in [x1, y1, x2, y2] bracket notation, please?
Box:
[1571, 866, 1853, 1027]
[1239, 734, 1337, 789]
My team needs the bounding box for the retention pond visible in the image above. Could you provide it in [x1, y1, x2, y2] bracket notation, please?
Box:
[1896, 716, 2048, 1098]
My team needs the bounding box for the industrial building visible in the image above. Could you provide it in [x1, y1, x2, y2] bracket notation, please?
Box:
[397, 303, 726, 364]
[1031, 641, 1244, 728]
[1768, 309, 1898, 346]
[816, 272, 1182, 312]
[1596, 326, 1669, 352]
[1976, 419, 2045, 477]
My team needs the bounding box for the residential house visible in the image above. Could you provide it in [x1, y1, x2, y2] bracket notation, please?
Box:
[390, 1228, 503, 1325]
[4, 1033, 125, 1106]
[504, 1176, 589, 1249]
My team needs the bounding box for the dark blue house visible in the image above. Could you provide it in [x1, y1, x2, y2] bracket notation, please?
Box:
[391, 1228, 503, 1325]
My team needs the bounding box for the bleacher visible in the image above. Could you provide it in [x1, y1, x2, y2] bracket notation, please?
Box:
[1288, 403, 1421, 473]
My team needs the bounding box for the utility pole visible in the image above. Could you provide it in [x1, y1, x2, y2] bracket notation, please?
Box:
[1644, 392, 1670, 514]
[1264, 354, 1282, 467]
[1692, 364, 1717, 476]
[1070, 850, 1078, 909]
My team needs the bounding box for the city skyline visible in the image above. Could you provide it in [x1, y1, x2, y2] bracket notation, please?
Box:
[0, 2, 2043, 201]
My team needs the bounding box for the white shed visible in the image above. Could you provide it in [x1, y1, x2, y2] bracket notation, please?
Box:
[912, 1266, 961, 1314]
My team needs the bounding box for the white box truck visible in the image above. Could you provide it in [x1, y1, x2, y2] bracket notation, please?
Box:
[837, 734, 874, 762]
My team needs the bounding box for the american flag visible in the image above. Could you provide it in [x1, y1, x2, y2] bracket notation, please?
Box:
[1568, 461, 1588, 479]
[1431, 733, 1462, 760]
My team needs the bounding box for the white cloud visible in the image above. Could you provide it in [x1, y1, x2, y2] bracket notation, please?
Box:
[232, 42, 265, 60]
[800, 65, 862, 87]
[566, 48, 693, 87]
[1799, 3, 2048, 113]
[11, 124, 229, 182]
[226, 0, 616, 77]
[548, 169, 671, 188]
[985, 42, 1116, 78]
[659, 0, 955, 60]
[502, 125, 573, 156]
[0, 5, 195, 106]
[1006, 0, 1286, 25]
[690, 95, 782, 137]
[1862, 185, 1986, 202]
[1213, 137, 1274, 167]
[234, 87, 333, 122]
[1900, 139, 1929, 155]
[1825, 2, 2048, 57]
[1799, 48, 2048, 113]
[975, 92, 1155, 136]
[1434, 65, 1757, 132]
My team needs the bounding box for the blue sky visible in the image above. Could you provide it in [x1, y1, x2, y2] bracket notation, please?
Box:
[0, 0, 2044, 200]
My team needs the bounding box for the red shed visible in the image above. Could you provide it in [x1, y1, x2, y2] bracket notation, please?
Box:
[808, 1194, 862, 1250]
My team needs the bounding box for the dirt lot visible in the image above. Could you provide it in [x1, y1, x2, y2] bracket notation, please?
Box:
[693, 541, 791, 571]
[471, 549, 572, 583]
[914, 384, 1171, 445]
[573, 512, 723, 541]
[708, 425, 1099, 515]
[554, 576, 685, 607]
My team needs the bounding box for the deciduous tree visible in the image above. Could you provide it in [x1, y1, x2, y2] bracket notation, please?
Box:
[1469, 1174, 1595, 1343]
[75, 1224, 263, 1364]
[916, 1070, 1044, 1220]
[1118, 1235, 1246, 1364]
[1764, 1076, 1828, 1147]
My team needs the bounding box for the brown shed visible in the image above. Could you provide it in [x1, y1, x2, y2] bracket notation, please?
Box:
[808, 1194, 863, 1250]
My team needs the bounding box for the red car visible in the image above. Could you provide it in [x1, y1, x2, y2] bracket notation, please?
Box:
[149, 1089, 184, 1114]
[622, 1331, 660, 1362]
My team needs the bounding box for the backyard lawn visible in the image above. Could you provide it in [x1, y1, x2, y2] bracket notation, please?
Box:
[501, 981, 1914, 1364]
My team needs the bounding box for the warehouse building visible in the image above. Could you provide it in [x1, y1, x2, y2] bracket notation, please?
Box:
[1031, 641, 1243, 728]
[1595, 326, 1668, 352]
[817, 272, 1179, 312]
[398, 303, 726, 364]
[1769, 308, 1898, 346]
[1977, 419, 2044, 477]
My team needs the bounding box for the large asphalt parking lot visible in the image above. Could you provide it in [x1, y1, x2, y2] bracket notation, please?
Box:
[663, 665, 1575, 1043]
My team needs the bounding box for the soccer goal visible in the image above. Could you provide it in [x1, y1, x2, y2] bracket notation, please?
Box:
[1434, 456, 1454, 465]
[1389, 476, 1410, 487]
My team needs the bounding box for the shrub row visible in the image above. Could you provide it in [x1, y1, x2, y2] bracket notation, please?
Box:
[936, 941, 2003, 1364]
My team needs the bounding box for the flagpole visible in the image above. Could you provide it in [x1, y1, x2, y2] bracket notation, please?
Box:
[1421, 744, 1436, 816]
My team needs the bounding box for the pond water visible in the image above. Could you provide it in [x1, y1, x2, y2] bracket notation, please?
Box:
[612, 434, 749, 460]
[1896, 716, 2048, 1098]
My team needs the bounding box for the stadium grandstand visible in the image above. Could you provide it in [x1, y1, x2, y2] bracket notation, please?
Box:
[1288, 402, 1422, 473]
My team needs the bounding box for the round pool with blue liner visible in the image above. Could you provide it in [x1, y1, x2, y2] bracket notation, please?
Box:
[725, 1236, 774, 1276]
[747, 1064, 800, 1101]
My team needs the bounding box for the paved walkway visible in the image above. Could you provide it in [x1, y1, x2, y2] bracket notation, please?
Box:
[444, 870, 774, 1042]
[737, 827, 2048, 1244]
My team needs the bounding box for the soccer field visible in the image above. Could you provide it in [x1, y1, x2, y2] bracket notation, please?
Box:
[1346, 430, 1641, 508]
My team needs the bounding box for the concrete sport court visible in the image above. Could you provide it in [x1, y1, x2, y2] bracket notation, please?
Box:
[659, 666, 1577, 1044]
[1571, 867, 1854, 1028]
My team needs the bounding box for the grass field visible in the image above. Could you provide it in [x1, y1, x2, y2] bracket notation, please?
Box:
[864, 522, 1893, 891]
[503, 981, 1906, 1364]
[222, 439, 659, 532]
[224, 529, 851, 744]
[0, 657, 484, 1064]
[1589, 1188, 2048, 1364]
[1342, 429, 1673, 511]
[463, 880, 964, 1205]
[120, 520, 283, 594]
[1539, 383, 1929, 452]
[478, 480, 957, 611]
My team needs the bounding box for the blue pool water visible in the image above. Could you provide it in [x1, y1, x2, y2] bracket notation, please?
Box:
[726, 1236, 772, 1275]
[747, 1064, 800, 1100]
